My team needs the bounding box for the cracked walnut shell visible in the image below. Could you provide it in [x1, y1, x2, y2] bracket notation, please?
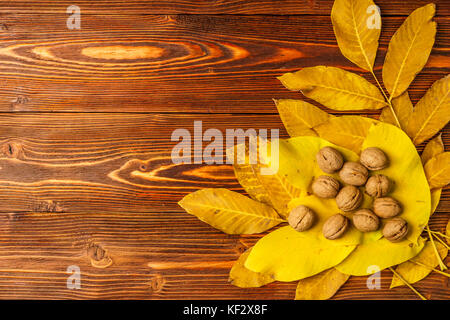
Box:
[336, 185, 363, 212]
[288, 205, 315, 232]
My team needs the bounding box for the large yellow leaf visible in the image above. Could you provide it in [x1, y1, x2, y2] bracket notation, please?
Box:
[229, 249, 275, 288]
[424, 152, 450, 189]
[379, 91, 413, 129]
[421, 134, 444, 165]
[278, 66, 386, 110]
[362, 122, 431, 241]
[331, 0, 380, 71]
[390, 241, 448, 288]
[295, 268, 350, 300]
[314, 116, 377, 153]
[336, 237, 425, 276]
[382, 4, 436, 99]
[406, 75, 450, 145]
[274, 99, 331, 138]
[245, 226, 356, 282]
[178, 188, 283, 235]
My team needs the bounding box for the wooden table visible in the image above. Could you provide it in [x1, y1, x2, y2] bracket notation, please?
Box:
[0, 0, 448, 299]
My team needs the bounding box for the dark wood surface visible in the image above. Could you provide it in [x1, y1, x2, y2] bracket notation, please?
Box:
[0, 1, 448, 299]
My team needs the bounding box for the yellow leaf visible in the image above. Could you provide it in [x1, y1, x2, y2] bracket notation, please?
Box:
[390, 241, 448, 288]
[178, 188, 283, 235]
[331, 0, 381, 71]
[314, 115, 377, 153]
[379, 91, 413, 129]
[447, 220, 450, 245]
[431, 188, 442, 215]
[382, 4, 436, 98]
[274, 99, 331, 138]
[278, 66, 386, 110]
[229, 249, 275, 288]
[336, 237, 426, 276]
[245, 226, 356, 282]
[421, 134, 444, 164]
[362, 122, 431, 242]
[424, 152, 450, 189]
[406, 75, 450, 145]
[295, 268, 350, 300]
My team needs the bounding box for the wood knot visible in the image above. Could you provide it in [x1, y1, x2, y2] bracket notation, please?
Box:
[0, 24, 8, 31]
[3, 141, 23, 159]
[87, 242, 113, 268]
[149, 274, 165, 293]
[33, 200, 64, 213]
[11, 95, 28, 105]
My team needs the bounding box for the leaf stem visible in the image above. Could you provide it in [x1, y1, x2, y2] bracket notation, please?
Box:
[409, 260, 450, 278]
[430, 230, 450, 240]
[389, 267, 427, 300]
[370, 71, 402, 129]
[431, 232, 450, 250]
[426, 225, 447, 271]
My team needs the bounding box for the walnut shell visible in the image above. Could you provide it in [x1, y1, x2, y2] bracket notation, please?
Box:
[365, 174, 391, 198]
[316, 147, 344, 174]
[323, 214, 349, 240]
[312, 175, 340, 198]
[288, 205, 315, 232]
[373, 197, 402, 218]
[352, 209, 380, 232]
[339, 162, 368, 186]
[360, 147, 389, 171]
[383, 217, 408, 242]
[336, 185, 363, 212]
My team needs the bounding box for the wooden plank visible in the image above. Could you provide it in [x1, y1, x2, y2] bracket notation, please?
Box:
[0, 0, 448, 16]
[0, 14, 448, 113]
[0, 112, 447, 214]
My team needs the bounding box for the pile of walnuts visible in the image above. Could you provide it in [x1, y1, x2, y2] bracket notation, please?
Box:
[288, 146, 408, 242]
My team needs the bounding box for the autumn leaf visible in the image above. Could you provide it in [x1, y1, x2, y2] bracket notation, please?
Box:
[336, 237, 426, 276]
[382, 4, 436, 99]
[390, 241, 448, 288]
[314, 116, 377, 153]
[406, 75, 450, 145]
[379, 91, 413, 129]
[229, 249, 275, 288]
[295, 268, 350, 300]
[178, 188, 283, 234]
[421, 134, 444, 164]
[424, 152, 450, 189]
[431, 189, 442, 215]
[447, 220, 450, 245]
[274, 99, 331, 138]
[331, 0, 380, 72]
[245, 226, 356, 282]
[278, 66, 386, 111]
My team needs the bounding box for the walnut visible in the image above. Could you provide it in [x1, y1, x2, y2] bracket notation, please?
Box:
[335, 185, 363, 212]
[316, 147, 344, 174]
[311, 175, 340, 198]
[339, 162, 368, 186]
[323, 214, 349, 240]
[383, 217, 408, 242]
[288, 205, 315, 232]
[365, 174, 391, 198]
[373, 197, 402, 218]
[352, 209, 380, 232]
[360, 147, 389, 171]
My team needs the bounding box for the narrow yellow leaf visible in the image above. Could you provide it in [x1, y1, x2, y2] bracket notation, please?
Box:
[424, 152, 450, 189]
[431, 188, 442, 215]
[295, 268, 350, 300]
[229, 249, 275, 288]
[278, 66, 386, 110]
[383, 3, 436, 99]
[274, 99, 331, 138]
[178, 188, 283, 235]
[314, 116, 377, 153]
[245, 226, 356, 282]
[421, 134, 444, 164]
[406, 75, 450, 145]
[231, 162, 273, 206]
[447, 220, 450, 245]
[336, 237, 426, 276]
[331, 0, 381, 71]
[390, 241, 448, 288]
[379, 91, 413, 129]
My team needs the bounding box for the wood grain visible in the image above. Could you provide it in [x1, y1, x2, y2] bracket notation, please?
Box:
[0, 14, 448, 112]
[0, 0, 447, 16]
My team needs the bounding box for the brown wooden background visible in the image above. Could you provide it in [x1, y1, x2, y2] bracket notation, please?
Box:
[0, 0, 448, 299]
